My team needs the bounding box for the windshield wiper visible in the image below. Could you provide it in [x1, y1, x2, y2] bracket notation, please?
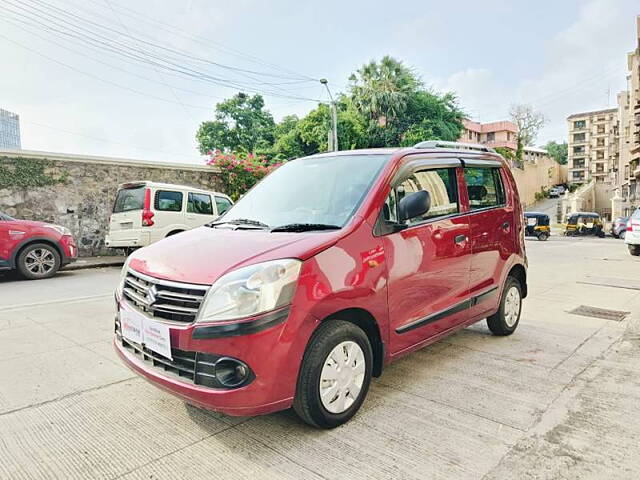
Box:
[208, 218, 270, 229]
[271, 223, 341, 233]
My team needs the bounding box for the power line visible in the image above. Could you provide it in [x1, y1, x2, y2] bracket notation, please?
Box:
[101, 0, 194, 121]
[1, 0, 322, 101]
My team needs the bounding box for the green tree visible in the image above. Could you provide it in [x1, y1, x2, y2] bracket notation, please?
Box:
[196, 93, 275, 154]
[543, 140, 568, 165]
[349, 56, 421, 146]
[399, 91, 465, 146]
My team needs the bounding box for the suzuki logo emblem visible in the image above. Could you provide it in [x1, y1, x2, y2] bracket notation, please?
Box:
[146, 286, 158, 306]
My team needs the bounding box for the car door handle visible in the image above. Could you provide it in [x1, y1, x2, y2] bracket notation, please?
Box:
[454, 234, 467, 244]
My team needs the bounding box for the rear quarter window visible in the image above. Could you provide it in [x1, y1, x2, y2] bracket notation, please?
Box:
[113, 187, 145, 213]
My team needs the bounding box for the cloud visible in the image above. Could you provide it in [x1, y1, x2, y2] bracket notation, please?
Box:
[437, 0, 636, 145]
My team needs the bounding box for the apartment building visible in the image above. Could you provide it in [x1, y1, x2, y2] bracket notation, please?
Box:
[459, 119, 518, 150]
[567, 108, 618, 185]
[0, 108, 21, 150]
[614, 16, 640, 217]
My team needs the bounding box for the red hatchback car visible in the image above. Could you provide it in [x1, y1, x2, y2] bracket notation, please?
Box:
[0, 211, 78, 279]
[114, 142, 527, 428]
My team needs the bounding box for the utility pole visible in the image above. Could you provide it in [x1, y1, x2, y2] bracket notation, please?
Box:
[320, 79, 338, 151]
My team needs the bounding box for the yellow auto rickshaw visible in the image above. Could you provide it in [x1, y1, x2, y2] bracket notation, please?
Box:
[524, 212, 551, 241]
[564, 212, 605, 237]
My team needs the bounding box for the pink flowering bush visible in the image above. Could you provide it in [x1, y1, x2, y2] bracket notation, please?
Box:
[206, 150, 281, 201]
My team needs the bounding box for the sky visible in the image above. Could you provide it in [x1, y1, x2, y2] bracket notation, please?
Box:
[0, 0, 638, 165]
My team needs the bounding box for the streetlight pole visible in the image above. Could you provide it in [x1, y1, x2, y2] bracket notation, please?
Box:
[320, 78, 338, 151]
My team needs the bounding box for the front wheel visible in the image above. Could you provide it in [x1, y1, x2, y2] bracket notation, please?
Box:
[619, 231, 626, 240]
[293, 320, 373, 429]
[537, 232, 549, 241]
[629, 245, 640, 256]
[487, 277, 522, 336]
[16, 243, 61, 280]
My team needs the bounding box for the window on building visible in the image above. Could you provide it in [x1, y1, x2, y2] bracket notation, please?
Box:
[573, 133, 586, 142]
[596, 138, 605, 147]
[574, 120, 586, 129]
[187, 192, 213, 215]
[573, 146, 585, 154]
[486, 132, 495, 142]
[596, 151, 604, 159]
[464, 167, 505, 210]
[155, 191, 183, 212]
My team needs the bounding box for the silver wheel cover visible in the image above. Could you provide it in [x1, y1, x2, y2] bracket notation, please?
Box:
[319, 341, 366, 414]
[25, 248, 56, 276]
[504, 286, 521, 327]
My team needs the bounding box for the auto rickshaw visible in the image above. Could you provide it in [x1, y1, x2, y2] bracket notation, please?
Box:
[564, 212, 605, 237]
[524, 212, 550, 241]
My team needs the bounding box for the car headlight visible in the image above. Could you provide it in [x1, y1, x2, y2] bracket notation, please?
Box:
[49, 225, 72, 236]
[197, 259, 302, 323]
[116, 257, 132, 300]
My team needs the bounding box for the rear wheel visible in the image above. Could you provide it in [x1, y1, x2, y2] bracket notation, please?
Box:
[629, 245, 640, 256]
[537, 232, 549, 241]
[16, 243, 61, 280]
[293, 320, 373, 429]
[487, 277, 522, 336]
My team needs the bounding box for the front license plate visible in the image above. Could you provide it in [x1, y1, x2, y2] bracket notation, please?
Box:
[120, 308, 172, 360]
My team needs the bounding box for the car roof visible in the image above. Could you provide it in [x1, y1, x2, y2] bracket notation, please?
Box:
[304, 145, 506, 164]
[524, 212, 548, 216]
[117, 181, 230, 199]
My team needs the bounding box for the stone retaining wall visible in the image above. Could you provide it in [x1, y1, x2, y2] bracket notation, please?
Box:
[0, 150, 222, 256]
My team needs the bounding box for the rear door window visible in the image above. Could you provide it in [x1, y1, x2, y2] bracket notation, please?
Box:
[215, 196, 233, 215]
[113, 187, 145, 213]
[187, 193, 213, 215]
[463, 168, 505, 210]
[155, 191, 183, 212]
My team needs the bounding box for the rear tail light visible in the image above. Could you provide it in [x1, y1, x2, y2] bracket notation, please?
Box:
[142, 188, 154, 227]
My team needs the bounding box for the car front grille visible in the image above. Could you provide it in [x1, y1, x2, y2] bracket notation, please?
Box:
[115, 319, 252, 389]
[122, 268, 209, 323]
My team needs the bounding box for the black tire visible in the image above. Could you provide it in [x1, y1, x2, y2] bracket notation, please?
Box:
[293, 320, 373, 429]
[16, 243, 61, 280]
[629, 245, 640, 256]
[487, 276, 522, 336]
[537, 232, 549, 241]
[619, 231, 626, 240]
[166, 230, 184, 237]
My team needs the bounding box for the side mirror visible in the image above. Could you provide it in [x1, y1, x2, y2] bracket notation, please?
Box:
[398, 190, 430, 223]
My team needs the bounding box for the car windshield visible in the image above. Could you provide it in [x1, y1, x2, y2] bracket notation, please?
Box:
[219, 154, 390, 229]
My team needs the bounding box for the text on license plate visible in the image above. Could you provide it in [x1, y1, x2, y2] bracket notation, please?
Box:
[120, 308, 172, 360]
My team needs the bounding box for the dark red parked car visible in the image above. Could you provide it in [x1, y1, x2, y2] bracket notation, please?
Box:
[0, 211, 77, 279]
[114, 141, 527, 428]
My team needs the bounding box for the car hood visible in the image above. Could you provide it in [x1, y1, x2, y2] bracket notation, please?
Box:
[128, 225, 344, 285]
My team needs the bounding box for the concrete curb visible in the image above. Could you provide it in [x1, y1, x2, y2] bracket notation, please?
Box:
[64, 257, 125, 271]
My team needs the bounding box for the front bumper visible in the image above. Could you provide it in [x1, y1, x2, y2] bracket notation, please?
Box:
[60, 235, 78, 265]
[113, 301, 319, 416]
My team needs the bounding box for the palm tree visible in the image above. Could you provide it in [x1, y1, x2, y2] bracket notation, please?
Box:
[349, 56, 421, 124]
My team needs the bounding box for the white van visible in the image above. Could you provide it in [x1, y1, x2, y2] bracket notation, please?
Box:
[105, 181, 232, 251]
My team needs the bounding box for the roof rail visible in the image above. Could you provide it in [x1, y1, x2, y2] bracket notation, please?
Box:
[413, 140, 496, 153]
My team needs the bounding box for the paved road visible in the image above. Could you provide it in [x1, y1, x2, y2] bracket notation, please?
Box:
[1, 236, 639, 479]
[525, 196, 562, 220]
